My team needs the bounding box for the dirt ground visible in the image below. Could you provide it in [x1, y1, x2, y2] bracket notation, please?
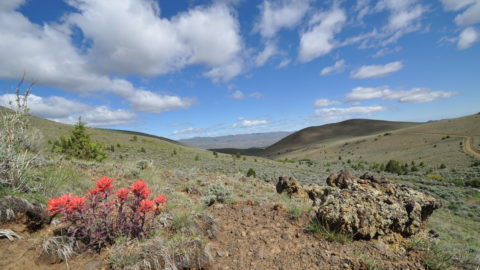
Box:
[0, 201, 428, 270]
[208, 201, 426, 270]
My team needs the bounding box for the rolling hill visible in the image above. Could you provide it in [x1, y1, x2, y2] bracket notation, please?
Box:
[267, 114, 480, 168]
[260, 119, 420, 157]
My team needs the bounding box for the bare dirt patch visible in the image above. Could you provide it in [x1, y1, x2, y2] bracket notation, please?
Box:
[208, 201, 427, 270]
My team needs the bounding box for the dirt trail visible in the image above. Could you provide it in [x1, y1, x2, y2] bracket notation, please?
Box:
[464, 136, 480, 159]
[208, 201, 426, 270]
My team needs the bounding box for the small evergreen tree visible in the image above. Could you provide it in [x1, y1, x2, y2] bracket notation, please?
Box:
[246, 168, 256, 178]
[52, 118, 106, 161]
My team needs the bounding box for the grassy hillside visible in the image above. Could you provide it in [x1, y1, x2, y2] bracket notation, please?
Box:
[261, 119, 420, 157]
[274, 114, 480, 169]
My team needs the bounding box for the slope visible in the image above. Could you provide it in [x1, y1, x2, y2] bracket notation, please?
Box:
[276, 114, 480, 168]
[260, 119, 420, 157]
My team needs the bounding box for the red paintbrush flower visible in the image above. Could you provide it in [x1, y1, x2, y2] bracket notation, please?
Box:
[67, 196, 86, 213]
[96, 176, 114, 193]
[138, 199, 155, 213]
[131, 180, 151, 199]
[46, 193, 72, 216]
[153, 195, 167, 206]
[116, 188, 130, 203]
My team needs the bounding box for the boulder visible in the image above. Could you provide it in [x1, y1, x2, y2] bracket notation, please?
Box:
[276, 176, 309, 199]
[277, 172, 441, 240]
[311, 172, 441, 239]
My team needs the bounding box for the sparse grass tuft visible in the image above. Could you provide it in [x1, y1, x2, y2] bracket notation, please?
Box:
[305, 216, 353, 244]
[41, 236, 77, 266]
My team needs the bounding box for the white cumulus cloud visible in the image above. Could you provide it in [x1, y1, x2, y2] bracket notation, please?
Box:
[298, 7, 346, 62]
[458, 27, 479, 49]
[255, 0, 310, 39]
[0, 94, 136, 127]
[0, 0, 247, 114]
[350, 61, 403, 78]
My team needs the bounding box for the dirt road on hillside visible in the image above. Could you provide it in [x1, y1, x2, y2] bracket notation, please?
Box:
[464, 136, 480, 159]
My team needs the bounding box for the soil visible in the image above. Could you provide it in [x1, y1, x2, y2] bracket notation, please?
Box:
[0, 220, 105, 270]
[0, 201, 428, 270]
[208, 201, 427, 270]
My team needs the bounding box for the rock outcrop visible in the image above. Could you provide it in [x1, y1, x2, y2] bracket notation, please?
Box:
[0, 196, 51, 231]
[278, 171, 441, 240]
[276, 176, 309, 200]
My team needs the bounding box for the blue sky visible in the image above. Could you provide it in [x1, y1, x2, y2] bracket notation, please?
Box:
[0, 0, 479, 139]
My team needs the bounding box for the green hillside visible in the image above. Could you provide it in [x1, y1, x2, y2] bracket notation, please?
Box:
[261, 119, 420, 157]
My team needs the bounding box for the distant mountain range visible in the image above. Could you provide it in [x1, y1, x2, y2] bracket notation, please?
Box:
[179, 131, 293, 149]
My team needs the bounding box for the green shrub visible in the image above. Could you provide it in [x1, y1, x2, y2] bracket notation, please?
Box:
[246, 168, 256, 178]
[466, 179, 480, 188]
[139, 147, 146, 153]
[202, 183, 232, 206]
[427, 173, 444, 181]
[52, 119, 106, 162]
[385, 160, 406, 175]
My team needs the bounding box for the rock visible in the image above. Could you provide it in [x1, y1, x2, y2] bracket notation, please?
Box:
[309, 171, 442, 239]
[326, 171, 356, 189]
[276, 176, 309, 199]
[0, 196, 51, 231]
[281, 233, 290, 240]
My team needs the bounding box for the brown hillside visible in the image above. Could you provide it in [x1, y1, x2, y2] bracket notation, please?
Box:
[261, 119, 420, 157]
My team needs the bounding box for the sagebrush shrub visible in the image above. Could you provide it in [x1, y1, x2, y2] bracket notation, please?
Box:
[0, 84, 42, 190]
[46, 177, 167, 250]
[136, 160, 149, 170]
[202, 183, 232, 206]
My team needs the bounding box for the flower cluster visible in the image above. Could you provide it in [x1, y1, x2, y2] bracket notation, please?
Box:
[46, 177, 167, 250]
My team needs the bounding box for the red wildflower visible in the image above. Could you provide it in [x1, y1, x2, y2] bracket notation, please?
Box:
[131, 180, 151, 199]
[153, 195, 167, 206]
[116, 188, 130, 203]
[67, 196, 86, 213]
[96, 176, 114, 193]
[138, 200, 155, 213]
[46, 193, 72, 216]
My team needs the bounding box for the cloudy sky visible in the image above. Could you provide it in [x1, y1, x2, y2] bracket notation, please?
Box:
[0, 0, 478, 139]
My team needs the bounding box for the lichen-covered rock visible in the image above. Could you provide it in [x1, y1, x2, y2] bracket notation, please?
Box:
[311, 172, 441, 239]
[276, 175, 309, 199]
[278, 172, 441, 240]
